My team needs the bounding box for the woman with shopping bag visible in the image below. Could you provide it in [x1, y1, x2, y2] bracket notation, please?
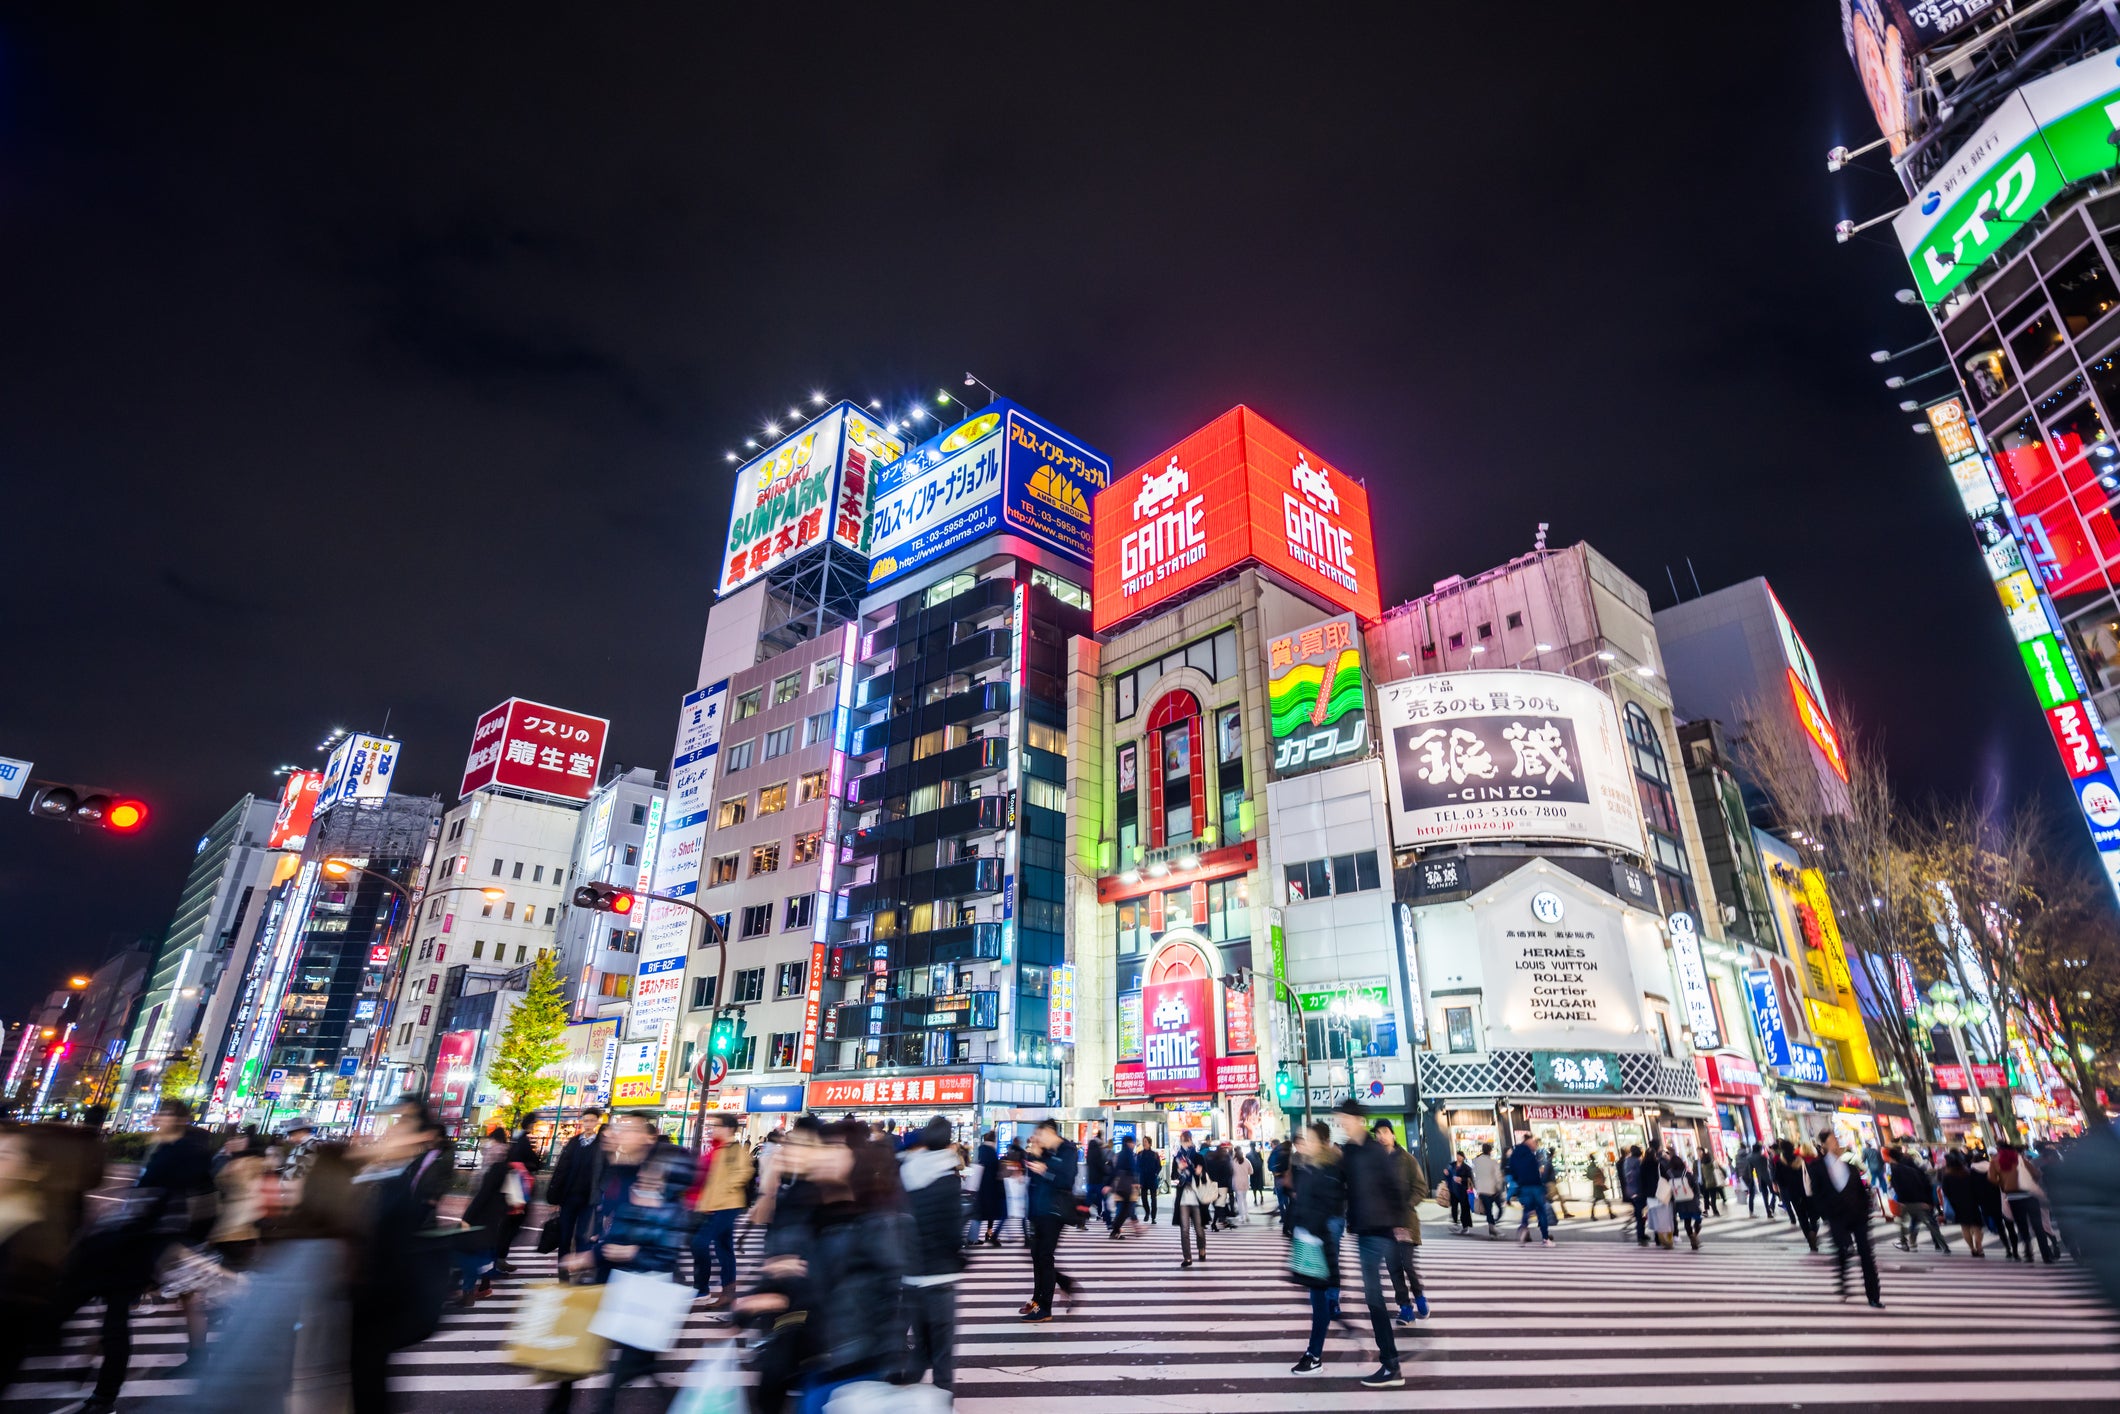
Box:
[534, 1119, 698, 1414]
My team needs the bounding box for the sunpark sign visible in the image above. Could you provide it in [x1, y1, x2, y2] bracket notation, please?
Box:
[1895, 49, 2120, 305]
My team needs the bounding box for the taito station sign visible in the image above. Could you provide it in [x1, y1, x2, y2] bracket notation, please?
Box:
[1091, 406, 1381, 633]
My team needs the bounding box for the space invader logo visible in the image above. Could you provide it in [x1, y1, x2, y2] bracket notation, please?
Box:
[1133, 457, 1190, 520]
[1289, 453, 1338, 515]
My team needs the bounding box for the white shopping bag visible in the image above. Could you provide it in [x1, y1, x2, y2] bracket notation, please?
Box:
[826, 1381, 952, 1414]
[587, 1268, 695, 1353]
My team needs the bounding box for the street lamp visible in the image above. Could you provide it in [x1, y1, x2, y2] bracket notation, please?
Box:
[1916, 980, 1998, 1146]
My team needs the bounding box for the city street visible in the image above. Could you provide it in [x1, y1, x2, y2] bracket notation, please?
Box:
[15, 1202, 2115, 1412]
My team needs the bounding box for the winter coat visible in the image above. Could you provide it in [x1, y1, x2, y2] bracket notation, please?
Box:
[1383, 1145, 1428, 1241]
[899, 1147, 967, 1280]
[547, 1132, 604, 1207]
[807, 1203, 909, 1380]
[1028, 1141, 1078, 1222]
[975, 1142, 1006, 1221]
[694, 1137, 754, 1214]
[599, 1163, 695, 1278]
[1505, 1142, 1543, 1189]
[1341, 1137, 1409, 1236]
[1168, 1150, 1214, 1224]
[1888, 1157, 1935, 1206]
[1085, 1140, 1109, 1189]
[1288, 1153, 1347, 1286]
[459, 1155, 513, 1254]
[1137, 1147, 1164, 1190]
[1470, 1151, 1503, 1197]
[1938, 1166, 1982, 1222]
[170, 1238, 349, 1414]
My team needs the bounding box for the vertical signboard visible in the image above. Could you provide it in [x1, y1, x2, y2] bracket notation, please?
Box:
[429, 1030, 481, 1121]
[1667, 912, 1721, 1051]
[1049, 964, 1077, 1046]
[269, 769, 324, 849]
[799, 627, 857, 1074]
[631, 682, 727, 1041]
[1266, 612, 1370, 776]
[1140, 975, 1217, 1093]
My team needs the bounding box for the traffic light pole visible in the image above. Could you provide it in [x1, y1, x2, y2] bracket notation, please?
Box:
[608, 886, 730, 1152]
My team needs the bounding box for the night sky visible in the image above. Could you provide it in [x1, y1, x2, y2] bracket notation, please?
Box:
[0, 12, 2072, 1014]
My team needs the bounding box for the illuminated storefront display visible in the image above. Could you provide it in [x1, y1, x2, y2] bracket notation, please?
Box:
[1091, 406, 1381, 632]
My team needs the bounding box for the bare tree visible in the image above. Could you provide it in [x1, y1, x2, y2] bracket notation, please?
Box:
[1997, 850, 2120, 1128]
[1736, 695, 1946, 1139]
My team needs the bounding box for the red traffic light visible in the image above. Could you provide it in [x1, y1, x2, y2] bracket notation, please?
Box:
[571, 882, 637, 914]
[105, 799, 149, 833]
[610, 891, 635, 915]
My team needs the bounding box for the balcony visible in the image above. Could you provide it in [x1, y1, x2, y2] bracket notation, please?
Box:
[948, 628, 1010, 675]
[842, 857, 1003, 916]
[854, 669, 897, 713]
[842, 794, 1009, 860]
[849, 681, 1012, 759]
[850, 737, 1008, 807]
[832, 989, 1001, 1036]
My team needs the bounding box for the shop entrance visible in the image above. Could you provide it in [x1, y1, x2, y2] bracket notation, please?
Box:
[1523, 1105, 1648, 1200]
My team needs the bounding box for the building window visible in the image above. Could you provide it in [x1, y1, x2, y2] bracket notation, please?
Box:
[532, 864, 544, 883]
[1445, 1006, 1478, 1054]
[606, 927, 625, 951]
[1624, 702, 1698, 914]
[792, 831, 822, 865]
[795, 770, 828, 805]
[732, 967, 766, 1003]
[812, 657, 840, 690]
[1447, 632, 1464, 649]
[716, 797, 747, 829]
[622, 844, 638, 866]
[763, 727, 793, 761]
[502, 903, 516, 920]
[481, 903, 494, 918]
[1114, 629, 1240, 720]
[758, 782, 789, 815]
[734, 689, 762, 721]
[544, 907, 555, 925]
[516, 944, 528, 963]
[1283, 851, 1382, 901]
[703, 913, 728, 948]
[1145, 690, 1202, 848]
[1206, 878, 1250, 941]
[631, 803, 648, 826]
[750, 841, 781, 875]
[729, 1035, 756, 1070]
[709, 854, 739, 887]
[768, 1032, 799, 1069]
[784, 894, 815, 931]
[725, 740, 754, 773]
[802, 711, 834, 748]
[473, 941, 485, 959]
[492, 858, 504, 877]
[691, 975, 718, 1010]
[512, 862, 524, 880]
[773, 673, 802, 705]
[1032, 566, 1090, 610]
[1506, 611, 1523, 630]
[740, 904, 773, 939]
[553, 868, 564, 888]
[775, 960, 808, 997]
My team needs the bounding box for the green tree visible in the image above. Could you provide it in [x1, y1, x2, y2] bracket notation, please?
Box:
[487, 952, 569, 1129]
[159, 1041, 201, 1103]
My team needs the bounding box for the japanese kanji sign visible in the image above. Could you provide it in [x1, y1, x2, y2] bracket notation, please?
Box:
[1532, 1049, 1623, 1095]
[1378, 669, 1644, 856]
[1266, 611, 1370, 778]
[459, 697, 609, 803]
[721, 404, 903, 595]
[806, 1073, 976, 1108]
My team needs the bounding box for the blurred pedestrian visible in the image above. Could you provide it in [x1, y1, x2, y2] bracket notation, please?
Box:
[1136, 1140, 1163, 1223]
[1171, 1144, 1212, 1267]
[1230, 1144, 1254, 1225]
[1084, 1124, 1110, 1224]
[349, 1098, 452, 1414]
[209, 1128, 267, 1271]
[1889, 1145, 1949, 1253]
[1372, 1118, 1428, 1323]
[1583, 1152, 1613, 1220]
[454, 1127, 513, 1306]
[1773, 1139, 1819, 1252]
[1288, 1121, 1347, 1375]
[1107, 1138, 1139, 1237]
[1507, 1132, 1554, 1245]
[495, 1120, 542, 1275]
[1445, 1150, 1476, 1232]
[1938, 1150, 1988, 1257]
[898, 1116, 965, 1391]
[971, 1129, 1005, 1245]
[1996, 1143, 2060, 1264]
[689, 1113, 751, 1307]
[1698, 1151, 1725, 1217]
[0, 1128, 65, 1395]
[1337, 1100, 1407, 1388]
[1020, 1119, 1077, 1321]
[548, 1140, 695, 1414]
[1809, 1129, 1881, 1308]
[545, 1107, 604, 1257]
[1472, 1141, 1504, 1237]
[1003, 1139, 1030, 1245]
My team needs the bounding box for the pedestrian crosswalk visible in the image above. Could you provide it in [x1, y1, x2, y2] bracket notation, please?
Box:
[10, 1202, 2113, 1411]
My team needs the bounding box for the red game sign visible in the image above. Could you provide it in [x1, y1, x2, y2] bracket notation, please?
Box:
[1091, 406, 1381, 633]
[1140, 975, 1217, 1094]
[459, 697, 610, 802]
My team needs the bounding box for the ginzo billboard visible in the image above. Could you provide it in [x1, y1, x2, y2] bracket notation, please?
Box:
[1377, 669, 1645, 856]
[460, 698, 610, 803]
[721, 403, 904, 595]
[1091, 406, 1381, 633]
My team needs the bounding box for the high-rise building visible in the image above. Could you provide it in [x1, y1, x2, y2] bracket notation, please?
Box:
[553, 765, 665, 1026]
[115, 792, 282, 1114]
[1843, 4, 2120, 897]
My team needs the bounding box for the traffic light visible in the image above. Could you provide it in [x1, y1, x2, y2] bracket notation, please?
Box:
[28, 785, 151, 834]
[572, 882, 636, 915]
[708, 1011, 749, 1057]
[1275, 1067, 1294, 1104]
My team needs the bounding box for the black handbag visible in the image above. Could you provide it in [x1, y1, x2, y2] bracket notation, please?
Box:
[536, 1213, 563, 1254]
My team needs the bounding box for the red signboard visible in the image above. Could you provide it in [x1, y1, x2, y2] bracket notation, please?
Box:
[797, 940, 827, 1074]
[1140, 975, 1217, 1093]
[1213, 1055, 1260, 1093]
[1111, 1062, 1146, 1099]
[2045, 701, 2106, 779]
[429, 1030, 480, 1121]
[1091, 406, 1381, 633]
[806, 1073, 976, 1108]
[459, 697, 610, 802]
[268, 770, 323, 850]
[1224, 985, 1255, 1056]
[1787, 669, 1849, 782]
[1932, 1063, 1968, 1091]
[1698, 1054, 1763, 1095]
[1971, 1063, 2009, 1090]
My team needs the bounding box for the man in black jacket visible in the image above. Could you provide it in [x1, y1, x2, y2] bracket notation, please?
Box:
[898, 1117, 966, 1390]
[546, 1107, 605, 1256]
[1336, 1100, 1408, 1389]
[1020, 1120, 1078, 1322]
[1085, 1126, 1110, 1223]
[1808, 1129, 1882, 1308]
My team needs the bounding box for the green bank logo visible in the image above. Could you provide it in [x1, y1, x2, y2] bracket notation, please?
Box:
[1897, 51, 2120, 305]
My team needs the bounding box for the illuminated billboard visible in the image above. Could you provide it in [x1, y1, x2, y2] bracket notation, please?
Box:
[1895, 48, 2120, 304]
[1266, 612, 1370, 777]
[316, 734, 398, 813]
[864, 400, 1109, 590]
[459, 698, 609, 803]
[1377, 669, 1644, 856]
[268, 770, 323, 850]
[1091, 406, 1382, 633]
[721, 404, 903, 595]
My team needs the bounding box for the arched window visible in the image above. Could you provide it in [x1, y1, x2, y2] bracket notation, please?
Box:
[1145, 690, 1203, 849]
[1624, 702, 1696, 913]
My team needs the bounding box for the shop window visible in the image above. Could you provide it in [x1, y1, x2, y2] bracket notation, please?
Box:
[1993, 414, 2057, 499]
[1962, 338, 2014, 407]
[2049, 243, 2118, 336]
[2045, 394, 2109, 467]
[2005, 293, 2065, 372]
[769, 1033, 799, 1069]
[1445, 1006, 1478, 1054]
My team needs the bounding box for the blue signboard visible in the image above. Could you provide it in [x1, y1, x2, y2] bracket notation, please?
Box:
[1745, 968, 1792, 1068]
[865, 400, 1109, 590]
[747, 1085, 806, 1114]
[1781, 1042, 1830, 1085]
[337, 1055, 359, 1077]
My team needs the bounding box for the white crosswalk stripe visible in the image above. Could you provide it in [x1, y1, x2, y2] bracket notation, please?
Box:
[10, 1205, 2111, 1411]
